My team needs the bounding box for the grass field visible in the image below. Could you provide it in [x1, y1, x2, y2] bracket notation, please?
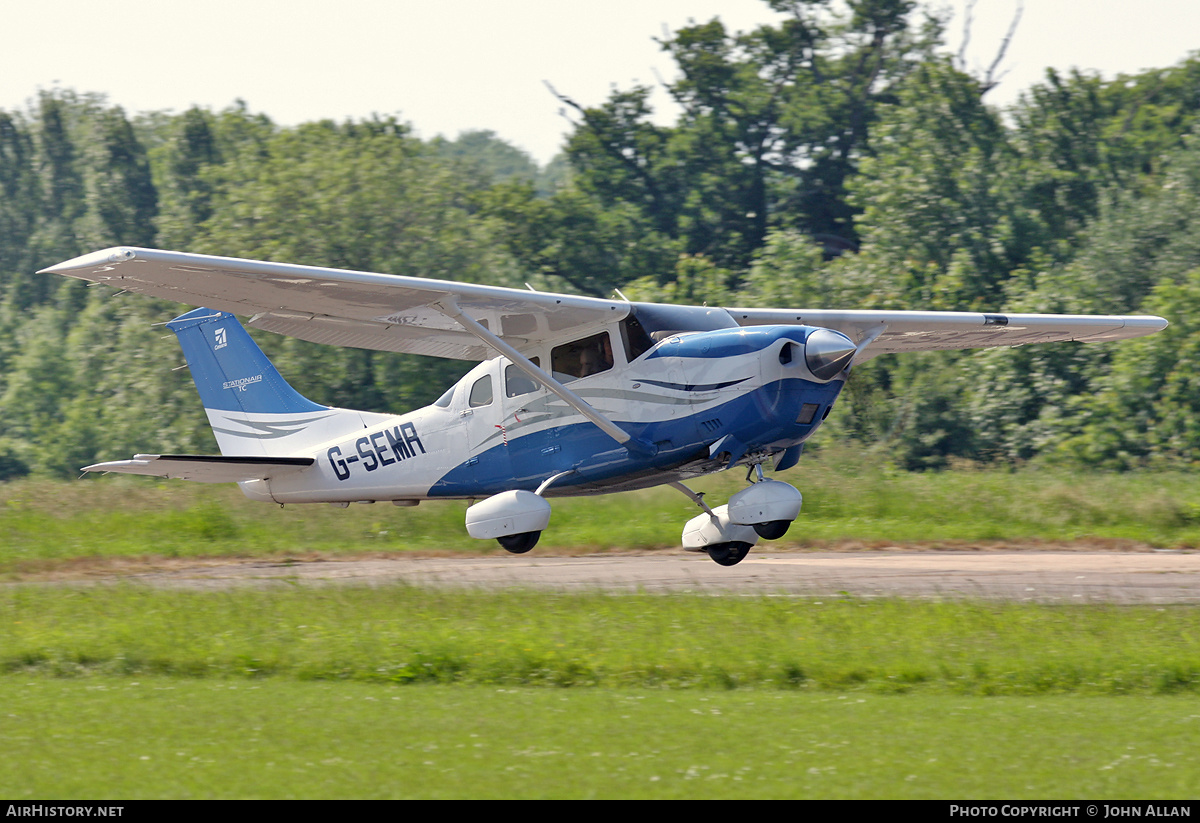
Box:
[2, 680, 1197, 799]
[4, 586, 1199, 694]
[5, 451, 1200, 574]
[4, 458, 1200, 798]
[2, 584, 1199, 798]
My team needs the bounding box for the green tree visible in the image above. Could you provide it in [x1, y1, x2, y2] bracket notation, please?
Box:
[0, 306, 77, 473]
[737, 229, 871, 309]
[480, 181, 681, 297]
[849, 59, 1025, 310]
[78, 106, 158, 248]
[1059, 132, 1200, 314]
[431, 129, 539, 186]
[1050, 271, 1200, 469]
[153, 106, 222, 247]
[556, 0, 937, 272]
[0, 111, 37, 280]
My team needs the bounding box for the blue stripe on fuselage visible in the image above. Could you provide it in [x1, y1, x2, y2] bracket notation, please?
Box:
[428, 376, 844, 497]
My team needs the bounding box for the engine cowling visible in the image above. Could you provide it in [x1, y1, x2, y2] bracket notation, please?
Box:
[465, 490, 552, 540]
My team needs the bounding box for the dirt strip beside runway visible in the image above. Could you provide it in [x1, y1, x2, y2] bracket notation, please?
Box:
[77, 550, 1200, 604]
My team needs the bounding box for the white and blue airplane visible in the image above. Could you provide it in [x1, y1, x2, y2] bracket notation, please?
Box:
[42, 247, 1167, 565]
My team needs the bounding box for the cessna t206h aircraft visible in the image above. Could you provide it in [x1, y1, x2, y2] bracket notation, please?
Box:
[42, 248, 1167, 566]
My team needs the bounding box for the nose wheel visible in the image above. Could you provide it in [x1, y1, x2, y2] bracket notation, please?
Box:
[752, 519, 791, 540]
[705, 541, 752, 567]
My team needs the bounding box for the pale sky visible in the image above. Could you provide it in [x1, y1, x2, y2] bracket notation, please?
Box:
[4, 1, 1199, 165]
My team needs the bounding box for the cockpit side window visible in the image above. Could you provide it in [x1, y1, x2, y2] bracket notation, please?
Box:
[468, 375, 493, 407]
[552, 332, 614, 381]
[505, 357, 540, 397]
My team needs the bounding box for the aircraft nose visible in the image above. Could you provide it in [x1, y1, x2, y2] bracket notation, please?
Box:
[804, 328, 857, 380]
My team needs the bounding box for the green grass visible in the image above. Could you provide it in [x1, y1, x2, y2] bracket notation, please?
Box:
[6, 458, 1200, 798]
[3, 583, 1198, 798]
[4, 585, 1199, 695]
[0, 680, 1196, 799]
[5, 453, 1200, 572]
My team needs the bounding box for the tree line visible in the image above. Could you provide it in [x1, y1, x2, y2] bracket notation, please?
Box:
[3, 0, 1200, 479]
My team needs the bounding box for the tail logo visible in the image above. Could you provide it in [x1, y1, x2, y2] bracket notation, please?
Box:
[222, 374, 263, 392]
[214, 327, 228, 350]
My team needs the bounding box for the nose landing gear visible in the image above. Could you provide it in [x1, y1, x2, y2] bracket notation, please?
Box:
[674, 464, 803, 566]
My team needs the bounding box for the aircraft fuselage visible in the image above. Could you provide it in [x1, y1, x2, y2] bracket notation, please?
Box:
[239, 324, 846, 505]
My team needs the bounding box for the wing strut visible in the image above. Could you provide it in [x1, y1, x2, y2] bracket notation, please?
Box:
[432, 299, 655, 455]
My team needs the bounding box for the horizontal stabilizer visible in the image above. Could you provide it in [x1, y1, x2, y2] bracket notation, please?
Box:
[83, 454, 314, 483]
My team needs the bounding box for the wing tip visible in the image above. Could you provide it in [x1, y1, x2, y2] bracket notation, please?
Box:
[1123, 315, 1170, 336]
[38, 247, 140, 276]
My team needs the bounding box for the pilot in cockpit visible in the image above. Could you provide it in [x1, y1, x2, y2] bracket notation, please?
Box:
[579, 336, 613, 377]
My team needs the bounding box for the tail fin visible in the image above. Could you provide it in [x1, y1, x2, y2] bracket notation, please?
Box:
[168, 308, 388, 456]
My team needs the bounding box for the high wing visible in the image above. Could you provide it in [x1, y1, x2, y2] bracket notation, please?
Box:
[40, 247, 629, 361]
[41, 247, 1166, 362]
[727, 308, 1167, 362]
[83, 454, 315, 483]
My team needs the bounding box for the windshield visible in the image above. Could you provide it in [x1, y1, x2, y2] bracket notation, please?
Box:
[628, 303, 738, 341]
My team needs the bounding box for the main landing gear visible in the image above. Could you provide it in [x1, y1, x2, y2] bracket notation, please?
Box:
[464, 490, 552, 554]
[676, 465, 804, 567]
[463, 471, 575, 555]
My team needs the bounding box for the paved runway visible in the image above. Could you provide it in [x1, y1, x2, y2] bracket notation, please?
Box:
[124, 549, 1200, 604]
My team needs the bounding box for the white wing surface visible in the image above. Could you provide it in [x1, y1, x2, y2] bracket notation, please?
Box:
[41, 247, 629, 361]
[41, 247, 1167, 362]
[726, 308, 1167, 361]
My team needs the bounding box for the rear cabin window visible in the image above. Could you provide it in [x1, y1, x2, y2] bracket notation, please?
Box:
[552, 332, 614, 381]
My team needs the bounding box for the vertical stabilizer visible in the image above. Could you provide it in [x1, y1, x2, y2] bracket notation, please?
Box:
[168, 308, 388, 456]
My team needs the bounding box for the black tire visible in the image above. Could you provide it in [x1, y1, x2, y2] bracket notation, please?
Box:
[706, 541, 752, 566]
[753, 519, 791, 540]
[498, 531, 540, 554]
